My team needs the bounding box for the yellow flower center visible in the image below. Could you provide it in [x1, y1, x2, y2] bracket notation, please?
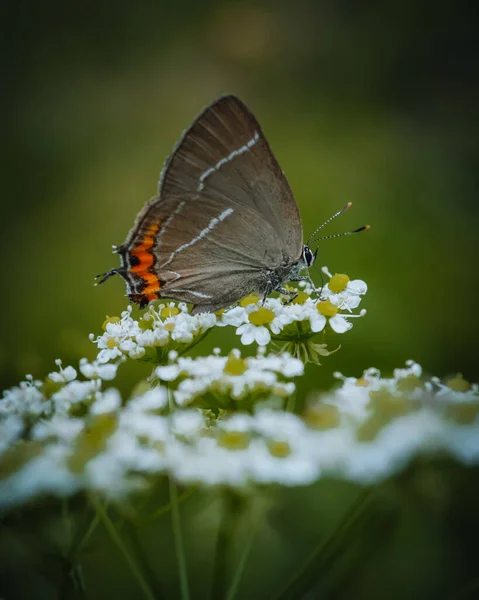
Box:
[304, 404, 340, 429]
[267, 440, 291, 458]
[161, 306, 179, 318]
[329, 273, 350, 293]
[355, 378, 369, 387]
[446, 403, 479, 425]
[217, 431, 251, 450]
[356, 416, 383, 442]
[446, 373, 471, 392]
[271, 385, 290, 398]
[368, 390, 413, 418]
[240, 293, 261, 307]
[293, 291, 309, 304]
[106, 338, 118, 349]
[164, 323, 175, 332]
[102, 316, 120, 331]
[317, 300, 338, 317]
[396, 375, 424, 393]
[248, 307, 275, 326]
[224, 355, 248, 376]
[68, 413, 118, 472]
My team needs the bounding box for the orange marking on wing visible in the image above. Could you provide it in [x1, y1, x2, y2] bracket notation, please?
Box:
[129, 224, 160, 276]
[145, 293, 159, 301]
[130, 251, 154, 272]
[140, 272, 159, 286]
[131, 224, 159, 252]
[133, 235, 155, 252]
[140, 271, 161, 295]
[143, 284, 160, 295]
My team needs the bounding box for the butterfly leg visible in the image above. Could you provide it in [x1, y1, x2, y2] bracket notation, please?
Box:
[94, 268, 122, 285]
[278, 287, 298, 304]
[262, 280, 274, 305]
[289, 274, 319, 294]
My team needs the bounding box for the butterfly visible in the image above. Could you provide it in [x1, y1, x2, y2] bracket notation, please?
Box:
[97, 95, 367, 313]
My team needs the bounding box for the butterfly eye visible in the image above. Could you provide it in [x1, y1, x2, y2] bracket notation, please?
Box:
[302, 246, 315, 267]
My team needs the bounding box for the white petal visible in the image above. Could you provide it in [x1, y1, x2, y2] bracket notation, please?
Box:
[98, 363, 118, 381]
[269, 319, 283, 334]
[254, 326, 272, 346]
[310, 313, 326, 333]
[344, 295, 361, 310]
[156, 365, 180, 381]
[347, 280, 367, 295]
[329, 315, 353, 333]
[240, 327, 256, 345]
[219, 307, 248, 327]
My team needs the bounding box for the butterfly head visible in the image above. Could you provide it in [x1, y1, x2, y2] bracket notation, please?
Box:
[301, 245, 318, 268]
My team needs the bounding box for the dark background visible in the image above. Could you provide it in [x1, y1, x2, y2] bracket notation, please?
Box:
[2, 0, 478, 391]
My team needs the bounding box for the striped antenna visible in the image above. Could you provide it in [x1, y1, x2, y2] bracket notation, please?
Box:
[309, 225, 370, 247]
[307, 202, 352, 245]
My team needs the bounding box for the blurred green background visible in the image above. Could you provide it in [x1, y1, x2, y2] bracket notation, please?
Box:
[2, 0, 478, 391]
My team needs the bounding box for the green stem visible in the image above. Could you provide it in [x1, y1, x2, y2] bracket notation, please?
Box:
[271, 487, 374, 600]
[61, 498, 72, 549]
[75, 513, 99, 556]
[92, 498, 156, 600]
[285, 390, 296, 413]
[62, 502, 99, 564]
[136, 486, 197, 525]
[212, 491, 244, 600]
[179, 328, 211, 357]
[225, 516, 257, 600]
[169, 478, 190, 600]
[166, 380, 190, 600]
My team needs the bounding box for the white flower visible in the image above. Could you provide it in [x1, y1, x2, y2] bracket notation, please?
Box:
[393, 360, 423, 380]
[0, 445, 82, 511]
[51, 380, 99, 414]
[170, 410, 205, 439]
[129, 387, 168, 412]
[136, 327, 170, 348]
[321, 266, 367, 312]
[48, 360, 78, 383]
[309, 304, 366, 334]
[32, 416, 84, 443]
[234, 299, 290, 346]
[0, 415, 24, 454]
[236, 322, 272, 345]
[156, 350, 301, 408]
[217, 305, 249, 327]
[3, 354, 479, 510]
[1, 380, 49, 419]
[79, 359, 118, 381]
[91, 389, 122, 415]
[257, 354, 304, 378]
[216, 279, 367, 345]
[168, 436, 251, 486]
[248, 439, 319, 486]
[91, 302, 217, 363]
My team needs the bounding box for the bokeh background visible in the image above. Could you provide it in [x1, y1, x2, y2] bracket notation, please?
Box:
[2, 3, 479, 599]
[2, 0, 478, 392]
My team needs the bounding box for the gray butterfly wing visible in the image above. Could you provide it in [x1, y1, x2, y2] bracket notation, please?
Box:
[160, 95, 303, 259]
[114, 95, 303, 310]
[125, 192, 279, 311]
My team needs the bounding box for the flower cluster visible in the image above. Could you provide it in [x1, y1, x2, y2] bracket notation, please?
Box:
[217, 267, 367, 347]
[1, 357, 478, 510]
[91, 303, 217, 364]
[88, 267, 367, 371]
[155, 348, 303, 409]
[3, 265, 477, 513]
